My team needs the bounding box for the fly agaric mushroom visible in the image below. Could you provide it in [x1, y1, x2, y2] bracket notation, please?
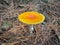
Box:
[18, 12, 45, 34]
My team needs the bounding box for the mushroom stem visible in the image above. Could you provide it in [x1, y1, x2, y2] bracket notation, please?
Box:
[29, 25, 34, 34]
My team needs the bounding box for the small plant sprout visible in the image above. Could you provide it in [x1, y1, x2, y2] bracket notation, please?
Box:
[18, 12, 45, 34]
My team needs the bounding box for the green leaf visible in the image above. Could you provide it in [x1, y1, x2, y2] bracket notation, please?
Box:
[2, 21, 11, 28]
[41, 0, 48, 4]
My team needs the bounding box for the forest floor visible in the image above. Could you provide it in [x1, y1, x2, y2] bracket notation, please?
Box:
[0, 1, 60, 45]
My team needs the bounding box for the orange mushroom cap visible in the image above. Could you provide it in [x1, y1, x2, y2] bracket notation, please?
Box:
[18, 12, 45, 24]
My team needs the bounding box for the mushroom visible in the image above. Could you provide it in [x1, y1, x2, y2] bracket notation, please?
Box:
[18, 12, 45, 34]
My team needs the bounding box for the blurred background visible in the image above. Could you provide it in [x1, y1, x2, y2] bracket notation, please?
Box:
[0, 0, 60, 45]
